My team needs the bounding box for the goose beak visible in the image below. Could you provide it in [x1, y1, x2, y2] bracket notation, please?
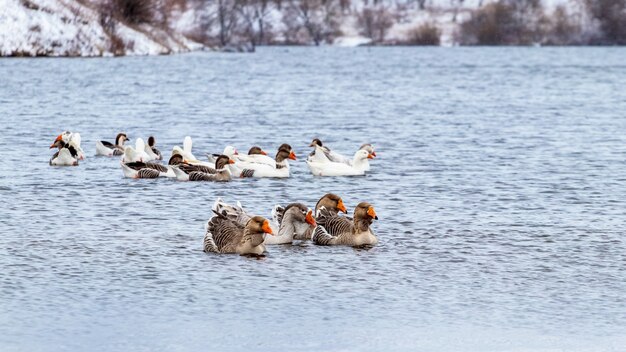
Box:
[309, 142, 315, 147]
[305, 210, 316, 227]
[234, 150, 239, 155]
[371, 151, 377, 157]
[229, 159, 235, 164]
[262, 220, 274, 235]
[337, 199, 347, 213]
[367, 207, 378, 220]
[261, 150, 267, 156]
[367, 153, 374, 159]
[289, 151, 297, 160]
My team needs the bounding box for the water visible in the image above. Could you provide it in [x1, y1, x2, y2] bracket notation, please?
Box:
[1, 47, 625, 351]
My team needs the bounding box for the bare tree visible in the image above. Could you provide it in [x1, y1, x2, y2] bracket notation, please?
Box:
[357, 4, 394, 43]
[284, 0, 342, 45]
[237, 0, 273, 45]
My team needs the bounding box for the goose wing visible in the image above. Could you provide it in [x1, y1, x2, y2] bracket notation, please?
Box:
[205, 215, 243, 253]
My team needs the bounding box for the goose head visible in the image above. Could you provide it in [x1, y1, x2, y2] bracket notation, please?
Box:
[115, 133, 128, 147]
[354, 202, 378, 223]
[147, 136, 156, 147]
[246, 216, 274, 236]
[315, 193, 347, 214]
[168, 154, 184, 165]
[215, 154, 235, 170]
[248, 146, 267, 156]
[309, 138, 323, 148]
[360, 143, 376, 157]
[276, 144, 296, 161]
[282, 203, 317, 230]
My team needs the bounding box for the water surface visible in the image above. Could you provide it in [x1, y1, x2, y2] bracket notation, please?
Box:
[1, 47, 626, 351]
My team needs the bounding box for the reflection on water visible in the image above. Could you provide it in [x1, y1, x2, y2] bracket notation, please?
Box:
[1, 47, 626, 351]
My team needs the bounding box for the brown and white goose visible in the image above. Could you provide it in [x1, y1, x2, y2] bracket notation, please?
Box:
[49, 139, 79, 166]
[120, 159, 175, 178]
[311, 202, 378, 247]
[204, 214, 274, 255]
[171, 154, 234, 182]
[144, 136, 162, 161]
[96, 133, 128, 156]
[239, 144, 297, 178]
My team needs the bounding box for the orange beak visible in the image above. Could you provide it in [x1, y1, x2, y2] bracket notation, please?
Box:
[228, 159, 235, 164]
[337, 199, 347, 213]
[50, 134, 62, 148]
[305, 210, 316, 227]
[262, 220, 274, 235]
[367, 153, 374, 159]
[289, 151, 297, 160]
[371, 151, 377, 157]
[261, 150, 267, 156]
[367, 207, 378, 220]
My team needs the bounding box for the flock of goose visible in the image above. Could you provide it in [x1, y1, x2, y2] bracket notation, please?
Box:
[48, 131, 379, 255]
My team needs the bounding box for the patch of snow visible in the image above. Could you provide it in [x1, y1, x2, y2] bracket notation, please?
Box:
[333, 36, 372, 47]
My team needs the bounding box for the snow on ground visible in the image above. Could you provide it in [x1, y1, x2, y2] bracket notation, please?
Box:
[0, 0, 203, 56]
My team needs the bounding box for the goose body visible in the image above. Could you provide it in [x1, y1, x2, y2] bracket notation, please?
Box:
[240, 144, 296, 178]
[51, 131, 85, 160]
[171, 155, 233, 182]
[96, 133, 128, 156]
[212, 198, 316, 244]
[121, 161, 175, 178]
[122, 138, 151, 163]
[307, 150, 372, 176]
[203, 214, 274, 255]
[50, 147, 78, 166]
[312, 203, 378, 247]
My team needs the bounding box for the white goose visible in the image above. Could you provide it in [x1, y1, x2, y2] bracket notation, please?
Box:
[122, 138, 150, 163]
[51, 131, 85, 160]
[239, 144, 296, 178]
[174, 136, 197, 162]
[212, 198, 316, 245]
[49, 137, 79, 166]
[96, 133, 128, 156]
[306, 149, 373, 176]
[308, 139, 376, 170]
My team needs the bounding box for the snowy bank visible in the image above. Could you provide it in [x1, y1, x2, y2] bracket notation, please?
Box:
[0, 0, 203, 57]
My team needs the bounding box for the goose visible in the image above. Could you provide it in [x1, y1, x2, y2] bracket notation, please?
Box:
[306, 149, 372, 176]
[234, 146, 276, 166]
[203, 214, 274, 255]
[121, 139, 150, 163]
[49, 139, 79, 166]
[212, 198, 316, 244]
[171, 155, 234, 182]
[51, 131, 85, 160]
[311, 202, 378, 247]
[144, 136, 162, 161]
[96, 133, 128, 156]
[239, 144, 296, 178]
[172, 136, 197, 162]
[120, 157, 175, 178]
[308, 139, 376, 167]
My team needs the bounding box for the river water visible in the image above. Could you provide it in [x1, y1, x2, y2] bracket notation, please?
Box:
[1, 47, 625, 351]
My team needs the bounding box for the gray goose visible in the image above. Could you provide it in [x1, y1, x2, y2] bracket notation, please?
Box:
[212, 199, 316, 244]
[171, 154, 233, 181]
[121, 161, 174, 178]
[315, 193, 348, 216]
[204, 214, 274, 255]
[96, 133, 128, 156]
[311, 202, 378, 247]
